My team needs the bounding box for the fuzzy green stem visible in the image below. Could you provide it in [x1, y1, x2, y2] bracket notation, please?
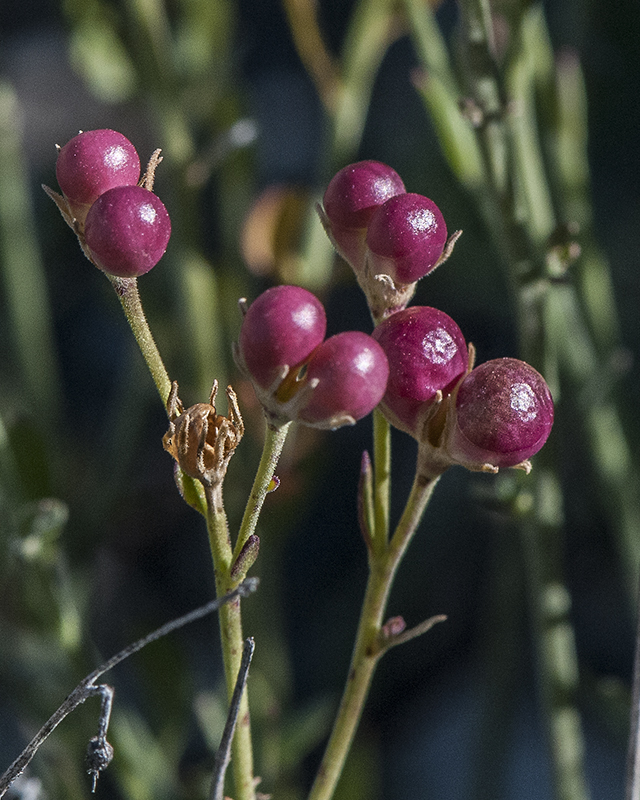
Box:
[109, 276, 172, 405]
[205, 484, 255, 800]
[307, 471, 440, 800]
[232, 419, 291, 565]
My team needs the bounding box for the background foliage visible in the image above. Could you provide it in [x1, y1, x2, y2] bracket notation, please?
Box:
[1, 0, 639, 798]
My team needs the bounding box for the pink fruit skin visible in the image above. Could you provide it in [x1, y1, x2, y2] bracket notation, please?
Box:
[84, 186, 171, 277]
[239, 285, 327, 390]
[322, 161, 405, 270]
[56, 129, 140, 221]
[299, 332, 390, 426]
[323, 161, 406, 230]
[372, 306, 468, 432]
[451, 358, 554, 468]
[365, 193, 447, 284]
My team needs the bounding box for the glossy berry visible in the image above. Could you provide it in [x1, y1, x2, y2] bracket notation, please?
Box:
[365, 193, 447, 284]
[298, 332, 389, 428]
[323, 161, 406, 230]
[84, 186, 171, 277]
[449, 358, 554, 468]
[372, 306, 468, 433]
[321, 161, 405, 271]
[56, 129, 140, 222]
[239, 285, 327, 390]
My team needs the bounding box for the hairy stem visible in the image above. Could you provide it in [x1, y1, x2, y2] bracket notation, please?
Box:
[109, 275, 172, 405]
[233, 419, 291, 565]
[205, 484, 255, 800]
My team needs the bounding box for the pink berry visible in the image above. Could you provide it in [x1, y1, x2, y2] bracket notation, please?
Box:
[372, 306, 468, 433]
[449, 358, 554, 468]
[323, 161, 406, 229]
[298, 331, 389, 428]
[365, 193, 448, 284]
[56, 129, 141, 222]
[84, 186, 171, 278]
[321, 161, 405, 271]
[239, 285, 327, 390]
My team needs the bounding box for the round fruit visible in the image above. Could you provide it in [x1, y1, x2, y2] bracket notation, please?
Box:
[365, 193, 448, 284]
[321, 161, 406, 273]
[56, 129, 140, 221]
[298, 331, 389, 428]
[323, 161, 406, 231]
[84, 186, 171, 277]
[372, 306, 468, 432]
[450, 358, 554, 468]
[239, 285, 327, 390]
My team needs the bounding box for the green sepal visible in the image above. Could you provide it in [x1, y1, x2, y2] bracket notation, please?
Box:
[173, 463, 207, 517]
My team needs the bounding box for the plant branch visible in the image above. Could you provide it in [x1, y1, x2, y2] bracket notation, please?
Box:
[109, 275, 172, 406]
[0, 580, 259, 798]
[204, 486, 256, 800]
[307, 470, 442, 800]
[233, 419, 291, 566]
[210, 637, 256, 800]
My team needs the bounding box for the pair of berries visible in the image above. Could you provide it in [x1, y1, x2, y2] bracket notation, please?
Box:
[54, 129, 171, 278]
[236, 285, 390, 430]
[319, 160, 456, 320]
[372, 306, 554, 471]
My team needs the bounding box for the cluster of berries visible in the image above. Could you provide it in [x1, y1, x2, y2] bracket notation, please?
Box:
[53, 129, 171, 278]
[238, 160, 554, 473]
[50, 131, 553, 473]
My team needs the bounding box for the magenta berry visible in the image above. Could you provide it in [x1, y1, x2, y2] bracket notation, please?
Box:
[84, 186, 171, 277]
[239, 285, 327, 390]
[297, 332, 389, 428]
[323, 161, 406, 230]
[56, 129, 141, 222]
[449, 358, 554, 468]
[365, 193, 448, 284]
[321, 161, 405, 271]
[372, 306, 468, 433]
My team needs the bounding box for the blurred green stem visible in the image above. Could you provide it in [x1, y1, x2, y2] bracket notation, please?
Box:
[292, 0, 399, 288]
[0, 82, 61, 426]
[454, 2, 590, 796]
[407, 1, 594, 797]
[520, 467, 589, 800]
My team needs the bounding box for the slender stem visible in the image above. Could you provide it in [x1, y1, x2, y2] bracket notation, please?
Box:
[519, 466, 589, 800]
[109, 275, 172, 405]
[232, 419, 291, 565]
[204, 485, 255, 800]
[210, 637, 256, 800]
[281, 0, 340, 112]
[307, 471, 440, 800]
[0, 581, 258, 798]
[371, 408, 391, 552]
